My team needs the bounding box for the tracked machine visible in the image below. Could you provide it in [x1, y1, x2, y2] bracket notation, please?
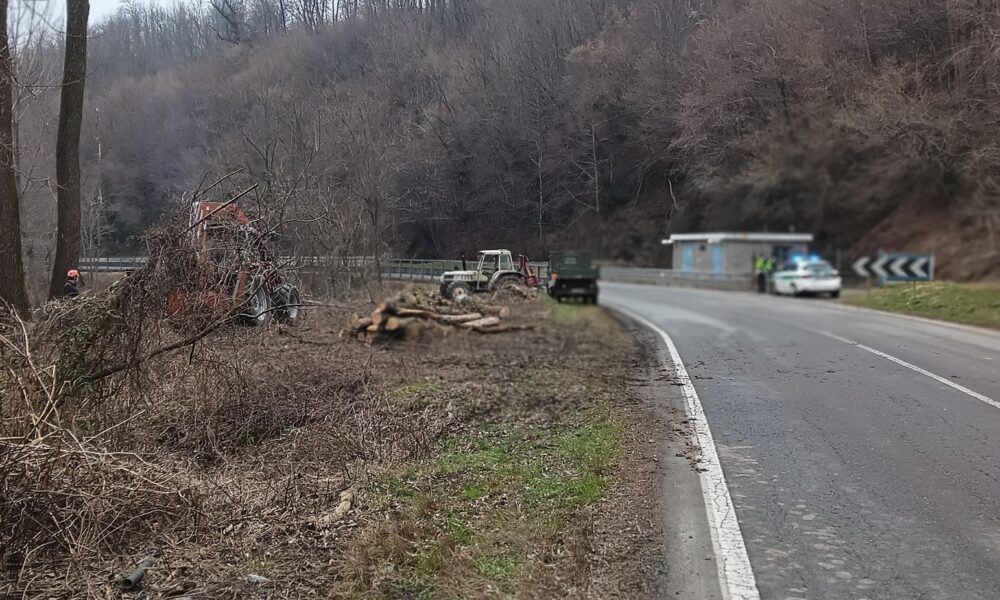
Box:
[166, 201, 303, 326]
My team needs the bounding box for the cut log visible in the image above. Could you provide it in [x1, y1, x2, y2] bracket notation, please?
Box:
[393, 307, 483, 325]
[435, 312, 483, 324]
[383, 316, 415, 332]
[460, 316, 501, 329]
[396, 307, 432, 318]
[468, 324, 537, 334]
[511, 286, 534, 298]
[353, 316, 374, 331]
[366, 323, 379, 333]
[431, 305, 483, 316]
[371, 310, 385, 326]
[478, 305, 512, 319]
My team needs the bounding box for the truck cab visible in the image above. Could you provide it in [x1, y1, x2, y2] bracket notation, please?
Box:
[548, 251, 599, 304]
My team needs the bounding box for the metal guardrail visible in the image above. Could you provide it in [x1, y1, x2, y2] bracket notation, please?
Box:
[79, 257, 148, 272]
[79, 255, 374, 272]
[382, 259, 550, 283]
[80, 255, 551, 284]
[84, 257, 743, 291]
[382, 259, 466, 281]
[600, 266, 752, 291]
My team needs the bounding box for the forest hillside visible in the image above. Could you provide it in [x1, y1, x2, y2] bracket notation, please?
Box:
[13, 0, 1000, 282]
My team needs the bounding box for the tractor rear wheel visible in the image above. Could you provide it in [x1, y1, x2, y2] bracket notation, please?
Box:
[243, 285, 272, 326]
[274, 284, 303, 324]
[494, 274, 524, 292]
[446, 281, 472, 302]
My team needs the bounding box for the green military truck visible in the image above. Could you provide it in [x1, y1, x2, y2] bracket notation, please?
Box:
[547, 251, 600, 304]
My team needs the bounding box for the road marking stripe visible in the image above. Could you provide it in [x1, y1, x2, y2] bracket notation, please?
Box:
[609, 304, 760, 600]
[818, 331, 1000, 410]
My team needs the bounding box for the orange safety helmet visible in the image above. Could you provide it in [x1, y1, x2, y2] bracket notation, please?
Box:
[67, 269, 81, 279]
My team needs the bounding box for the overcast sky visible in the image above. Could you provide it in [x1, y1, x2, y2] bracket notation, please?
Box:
[12, 0, 156, 34]
[91, 0, 125, 20]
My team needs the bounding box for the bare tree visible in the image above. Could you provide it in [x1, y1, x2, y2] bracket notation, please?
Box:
[48, 0, 90, 299]
[210, 0, 244, 44]
[0, 0, 29, 315]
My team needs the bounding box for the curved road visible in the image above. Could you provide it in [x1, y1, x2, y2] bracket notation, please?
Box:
[603, 283, 1000, 600]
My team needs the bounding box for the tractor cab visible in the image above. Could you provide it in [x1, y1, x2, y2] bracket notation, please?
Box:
[473, 250, 515, 283]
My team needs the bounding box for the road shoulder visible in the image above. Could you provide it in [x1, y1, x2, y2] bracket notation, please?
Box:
[600, 316, 724, 600]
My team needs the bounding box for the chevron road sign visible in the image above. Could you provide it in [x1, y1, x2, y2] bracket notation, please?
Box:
[852, 253, 934, 282]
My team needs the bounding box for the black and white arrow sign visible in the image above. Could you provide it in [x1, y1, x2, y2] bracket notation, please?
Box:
[852, 255, 888, 278]
[853, 253, 933, 281]
[852, 256, 871, 278]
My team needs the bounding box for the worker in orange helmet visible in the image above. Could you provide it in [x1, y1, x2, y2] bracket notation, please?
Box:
[65, 269, 82, 298]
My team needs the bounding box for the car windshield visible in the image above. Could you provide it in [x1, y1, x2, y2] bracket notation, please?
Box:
[806, 262, 835, 274]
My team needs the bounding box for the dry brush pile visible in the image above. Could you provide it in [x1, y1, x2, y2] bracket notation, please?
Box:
[0, 213, 435, 597]
[1, 217, 212, 596]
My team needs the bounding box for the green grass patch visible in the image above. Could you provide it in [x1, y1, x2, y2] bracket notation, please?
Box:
[393, 381, 446, 396]
[241, 556, 277, 577]
[547, 296, 619, 337]
[475, 549, 522, 582]
[560, 419, 622, 474]
[345, 413, 624, 597]
[844, 281, 1000, 330]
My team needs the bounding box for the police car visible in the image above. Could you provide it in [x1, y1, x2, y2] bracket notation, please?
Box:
[772, 257, 842, 298]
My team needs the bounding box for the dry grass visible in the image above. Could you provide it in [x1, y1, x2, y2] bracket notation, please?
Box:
[0, 208, 401, 597]
[1, 306, 440, 598]
[1, 264, 649, 598]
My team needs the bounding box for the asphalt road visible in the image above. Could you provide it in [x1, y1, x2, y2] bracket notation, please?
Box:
[602, 283, 1000, 600]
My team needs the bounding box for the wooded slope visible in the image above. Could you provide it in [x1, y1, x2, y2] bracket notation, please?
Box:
[16, 0, 1000, 279]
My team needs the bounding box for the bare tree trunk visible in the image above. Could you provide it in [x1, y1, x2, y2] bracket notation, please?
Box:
[534, 138, 543, 244]
[0, 0, 29, 315]
[367, 194, 383, 284]
[591, 124, 600, 214]
[857, 0, 873, 68]
[48, 0, 90, 299]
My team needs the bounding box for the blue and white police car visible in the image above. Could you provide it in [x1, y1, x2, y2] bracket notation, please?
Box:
[772, 257, 842, 298]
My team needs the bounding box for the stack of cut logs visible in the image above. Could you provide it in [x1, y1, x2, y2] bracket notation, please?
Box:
[344, 292, 530, 342]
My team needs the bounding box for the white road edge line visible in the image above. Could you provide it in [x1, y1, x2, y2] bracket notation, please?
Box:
[817, 331, 1000, 411]
[608, 303, 760, 600]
